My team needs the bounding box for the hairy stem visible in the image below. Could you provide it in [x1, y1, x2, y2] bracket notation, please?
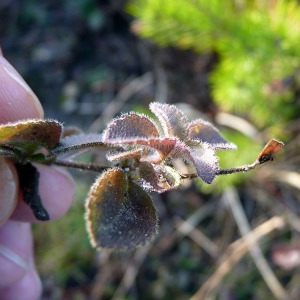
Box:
[180, 160, 262, 180]
[216, 160, 260, 175]
[53, 159, 109, 172]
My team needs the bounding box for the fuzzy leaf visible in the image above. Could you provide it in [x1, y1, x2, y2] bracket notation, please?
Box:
[103, 112, 160, 142]
[138, 162, 181, 192]
[257, 139, 284, 163]
[0, 119, 62, 153]
[172, 140, 218, 183]
[188, 119, 236, 150]
[149, 102, 188, 139]
[86, 168, 158, 249]
[105, 137, 177, 163]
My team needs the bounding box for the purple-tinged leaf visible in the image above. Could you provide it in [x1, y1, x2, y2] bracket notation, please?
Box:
[86, 168, 158, 249]
[171, 140, 218, 183]
[103, 112, 160, 142]
[188, 119, 236, 150]
[149, 102, 188, 139]
[105, 137, 177, 163]
[138, 162, 181, 192]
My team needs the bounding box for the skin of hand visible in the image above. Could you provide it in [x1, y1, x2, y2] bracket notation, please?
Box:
[0, 49, 76, 300]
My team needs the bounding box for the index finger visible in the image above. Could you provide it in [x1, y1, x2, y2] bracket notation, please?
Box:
[0, 54, 44, 123]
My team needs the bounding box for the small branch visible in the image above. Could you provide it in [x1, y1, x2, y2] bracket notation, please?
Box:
[180, 160, 262, 180]
[216, 160, 260, 175]
[53, 159, 108, 173]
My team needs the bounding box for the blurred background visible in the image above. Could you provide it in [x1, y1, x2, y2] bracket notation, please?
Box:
[1, 0, 300, 299]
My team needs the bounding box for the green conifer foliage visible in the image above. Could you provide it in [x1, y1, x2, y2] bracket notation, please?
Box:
[128, 0, 300, 128]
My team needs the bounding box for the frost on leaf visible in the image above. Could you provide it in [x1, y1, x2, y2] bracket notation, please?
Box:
[150, 102, 188, 139]
[103, 112, 160, 142]
[85, 168, 158, 249]
[188, 119, 236, 150]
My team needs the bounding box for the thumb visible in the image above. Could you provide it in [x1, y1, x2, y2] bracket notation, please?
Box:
[0, 52, 44, 122]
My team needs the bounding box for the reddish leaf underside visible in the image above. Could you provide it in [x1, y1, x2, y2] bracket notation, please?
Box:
[105, 137, 177, 163]
[85, 168, 158, 249]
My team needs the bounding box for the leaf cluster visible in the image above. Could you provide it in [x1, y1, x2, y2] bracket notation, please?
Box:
[0, 102, 283, 250]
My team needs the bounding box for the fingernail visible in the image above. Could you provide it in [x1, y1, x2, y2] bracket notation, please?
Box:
[2, 63, 44, 118]
[0, 159, 17, 226]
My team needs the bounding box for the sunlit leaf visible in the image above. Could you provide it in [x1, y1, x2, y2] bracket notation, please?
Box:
[0, 119, 62, 153]
[103, 112, 160, 142]
[257, 139, 284, 163]
[172, 140, 218, 183]
[86, 168, 158, 249]
[149, 102, 188, 139]
[138, 162, 181, 192]
[188, 119, 236, 150]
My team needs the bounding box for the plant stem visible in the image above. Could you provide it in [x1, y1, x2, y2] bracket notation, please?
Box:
[181, 160, 261, 180]
[216, 160, 260, 175]
[53, 159, 108, 172]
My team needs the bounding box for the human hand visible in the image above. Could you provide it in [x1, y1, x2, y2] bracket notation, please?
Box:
[0, 49, 76, 300]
